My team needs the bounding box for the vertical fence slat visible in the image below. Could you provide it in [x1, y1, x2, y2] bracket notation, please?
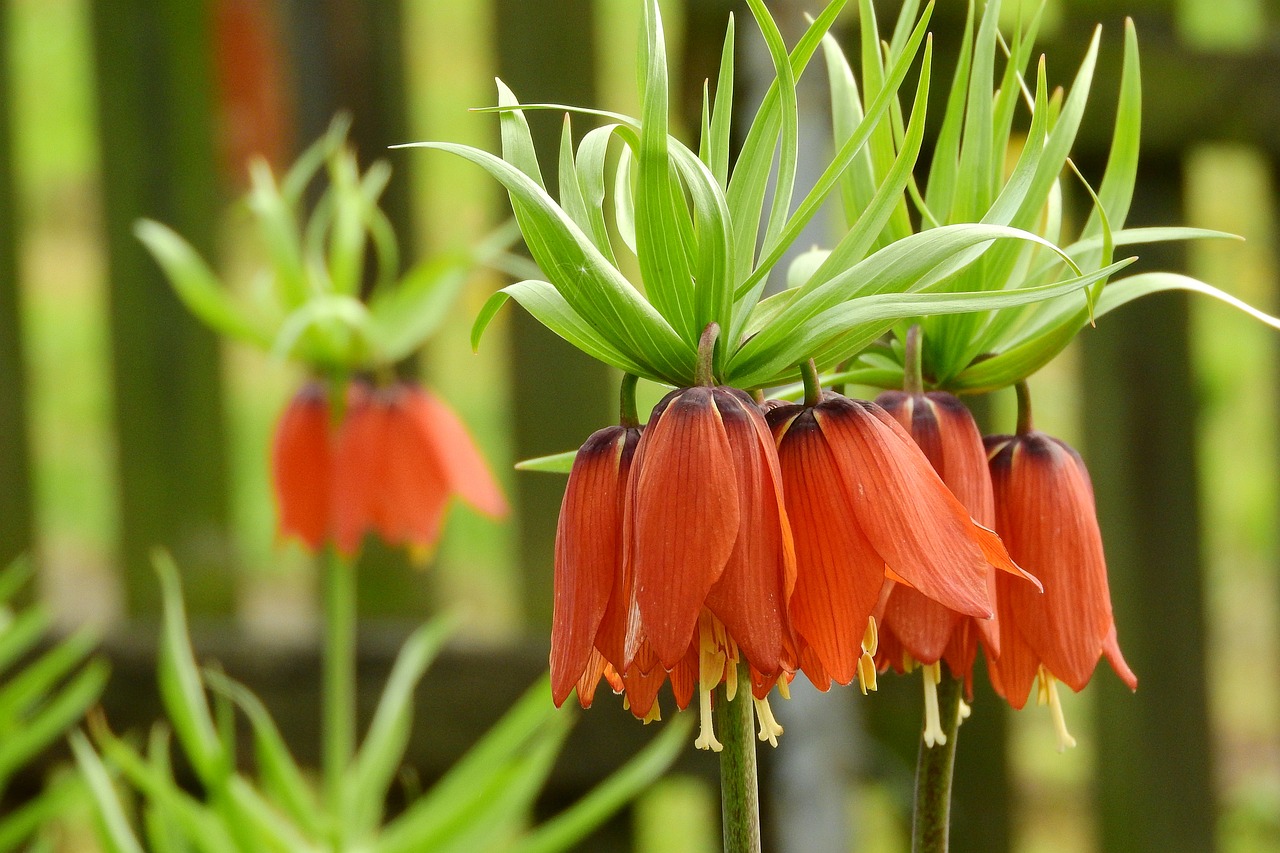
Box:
[1082, 159, 1217, 853]
[89, 0, 234, 616]
[0, 2, 34, 572]
[492, 0, 613, 631]
[281, 0, 431, 617]
[492, 0, 619, 847]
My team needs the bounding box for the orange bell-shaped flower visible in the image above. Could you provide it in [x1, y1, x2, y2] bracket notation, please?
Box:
[873, 390, 1007, 693]
[767, 392, 1019, 691]
[626, 386, 796, 678]
[984, 429, 1137, 727]
[550, 424, 641, 707]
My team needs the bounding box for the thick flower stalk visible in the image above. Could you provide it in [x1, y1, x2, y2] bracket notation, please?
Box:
[984, 384, 1137, 750]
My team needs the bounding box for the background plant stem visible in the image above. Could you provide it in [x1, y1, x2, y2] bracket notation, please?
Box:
[322, 545, 357, 823]
[716, 666, 761, 853]
[912, 671, 964, 853]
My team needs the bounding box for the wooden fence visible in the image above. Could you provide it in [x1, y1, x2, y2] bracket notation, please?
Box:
[1, 1, 1276, 851]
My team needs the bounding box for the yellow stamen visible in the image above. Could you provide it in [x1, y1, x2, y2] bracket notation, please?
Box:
[1038, 668, 1077, 752]
[694, 612, 734, 752]
[857, 651, 878, 694]
[753, 696, 784, 747]
[641, 700, 662, 725]
[775, 674, 791, 701]
[862, 616, 879, 657]
[958, 698, 972, 723]
[694, 682, 722, 752]
[921, 662, 947, 748]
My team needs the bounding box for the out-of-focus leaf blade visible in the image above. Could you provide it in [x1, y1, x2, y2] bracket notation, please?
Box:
[509, 715, 693, 853]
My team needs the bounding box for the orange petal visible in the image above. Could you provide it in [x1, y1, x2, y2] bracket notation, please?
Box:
[376, 386, 451, 550]
[816, 397, 993, 619]
[271, 383, 332, 550]
[629, 388, 740, 669]
[770, 406, 885, 686]
[703, 390, 794, 679]
[1103, 621, 1138, 691]
[879, 585, 963, 666]
[405, 388, 509, 518]
[550, 426, 637, 706]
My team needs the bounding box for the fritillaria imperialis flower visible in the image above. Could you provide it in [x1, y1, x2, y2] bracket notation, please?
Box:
[872, 389, 1041, 745]
[984, 428, 1137, 750]
[766, 392, 1024, 703]
[551, 385, 796, 751]
[270, 380, 508, 556]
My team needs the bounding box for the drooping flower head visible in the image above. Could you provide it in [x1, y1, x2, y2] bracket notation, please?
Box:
[872, 391, 1015, 690]
[550, 423, 641, 708]
[766, 383, 1025, 705]
[271, 379, 507, 557]
[984, 385, 1137, 750]
[871, 386, 1040, 746]
[549, 363, 796, 750]
[626, 382, 796, 750]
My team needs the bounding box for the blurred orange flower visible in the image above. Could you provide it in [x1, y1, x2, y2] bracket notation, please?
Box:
[270, 380, 507, 557]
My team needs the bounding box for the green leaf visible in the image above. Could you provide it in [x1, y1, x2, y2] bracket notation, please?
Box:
[1082, 18, 1141, 242]
[135, 221, 274, 348]
[509, 715, 693, 853]
[744, 259, 1132, 388]
[0, 628, 96, 728]
[0, 607, 49, 677]
[730, 223, 1080, 384]
[732, 6, 932, 319]
[201, 670, 325, 841]
[94, 727, 239, 853]
[376, 679, 567, 853]
[473, 283, 652, 377]
[513, 450, 577, 474]
[349, 617, 456, 837]
[367, 252, 471, 363]
[0, 558, 34, 607]
[0, 659, 108, 787]
[1096, 272, 1280, 328]
[401, 138, 693, 383]
[635, 0, 697, 342]
[70, 731, 147, 853]
[325, 150, 370, 298]
[153, 552, 224, 783]
[924, 0, 974, 220]
[247, 162, 310, 311]
[707, 16, 736, 187]
[744, 0, 800, 253]
[725, 0, 848, 284]
[0, 771, 86, 852]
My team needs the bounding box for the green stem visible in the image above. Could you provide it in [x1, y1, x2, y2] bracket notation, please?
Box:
[912, 670, 964, 853]
[716, 667, 761, 853]
[695, 323, 720, 387]
[1014, 379, 1034, 435]
[904, 324, 925, 395]
[620, 373, 640, 427]
[800, 359, 822, 407]
[322, 544, 357, 821]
